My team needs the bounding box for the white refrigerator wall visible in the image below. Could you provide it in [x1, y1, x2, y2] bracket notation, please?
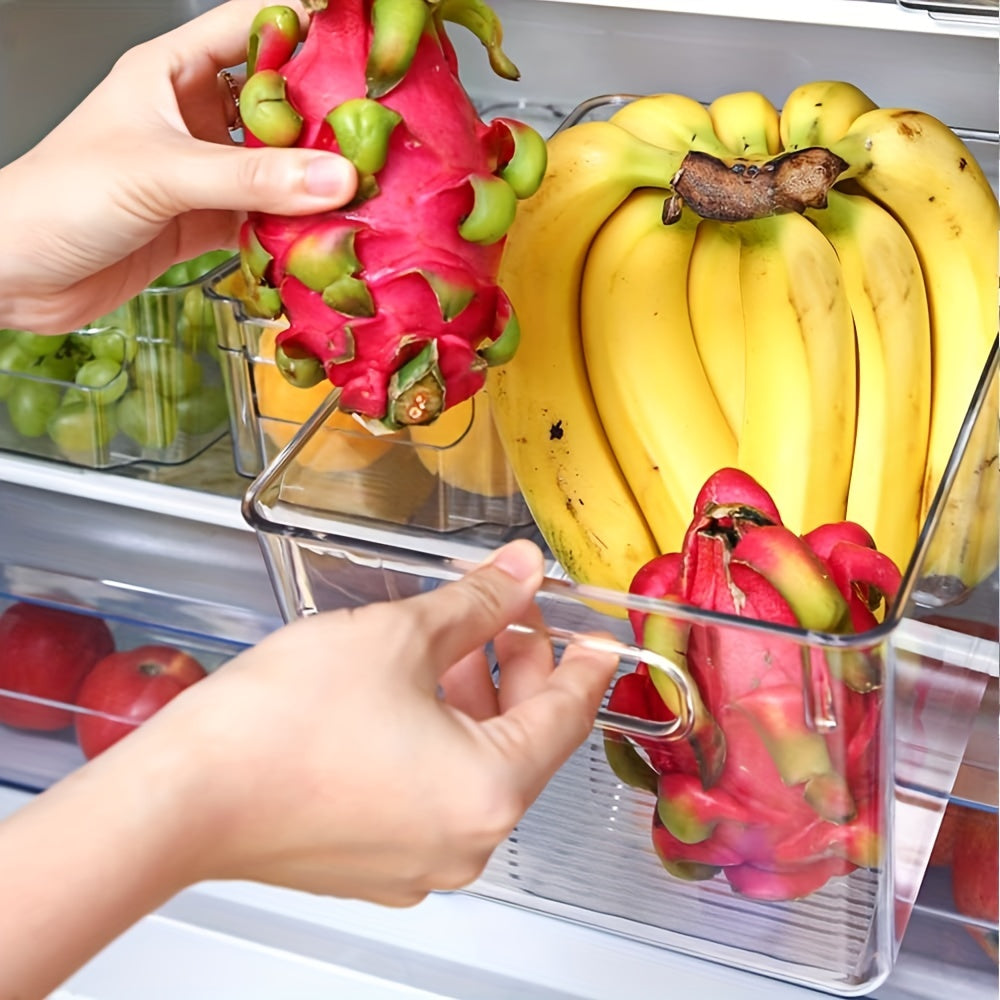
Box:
[1, 1, 997, 166]
[454, 0, 998, 131]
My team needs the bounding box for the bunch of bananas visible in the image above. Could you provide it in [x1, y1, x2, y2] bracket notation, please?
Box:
[488, 81, 999, 601]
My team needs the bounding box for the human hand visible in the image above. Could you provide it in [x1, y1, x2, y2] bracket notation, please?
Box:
[0, 540, 619, 997]
[127, 539, 618, 906]
[0, 0, 356, 334]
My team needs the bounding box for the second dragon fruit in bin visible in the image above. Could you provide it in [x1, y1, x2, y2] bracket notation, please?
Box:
[605, 468, 902, 902]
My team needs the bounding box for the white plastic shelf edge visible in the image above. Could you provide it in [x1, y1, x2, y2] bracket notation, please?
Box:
[0, 453, 250, 533]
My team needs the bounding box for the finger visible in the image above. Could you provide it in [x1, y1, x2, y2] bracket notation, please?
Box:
[483, 637, 619, 802]
[161, 139, 358, 216]
[438, 650, 499, 721]
[173, 209, 243, 256]
[402, 539, 545, 687]
[494, 604, 556, 713]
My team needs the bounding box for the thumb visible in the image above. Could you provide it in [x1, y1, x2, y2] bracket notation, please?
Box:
[168, 141, 358, 216]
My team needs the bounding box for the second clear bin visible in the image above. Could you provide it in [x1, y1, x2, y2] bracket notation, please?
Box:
[207, 263, 533, 533]
[0, 277, 229, 469]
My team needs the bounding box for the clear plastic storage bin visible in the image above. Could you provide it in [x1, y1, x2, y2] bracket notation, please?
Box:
[0, 591, 244, 792]
[0, 277, 230, 469]
[235, 326, 997, 993]
[207, 266, 533, 534]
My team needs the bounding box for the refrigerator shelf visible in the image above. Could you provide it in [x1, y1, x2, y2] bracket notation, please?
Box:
[0, 2, 996, 997]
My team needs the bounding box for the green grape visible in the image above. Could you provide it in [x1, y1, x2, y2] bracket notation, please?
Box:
[89, 329, 137, 365]
[0, 342, 36, 400]
[7, 380, 61, 437]
[75, 358, 129, 405]
[47, 399, 117, 459]
[193, 249, 234, 276]
[176, 385, 229, 435]
[181, 288, 211, 331]
[68, 330, 96, 355]
[87, 304, 131, 332]
[34, 352, 79, 383]
[15, 330, 68, 359]
[134, 344, 202, 399]
[200, 333, 221, 362]
[117, 389, 178, 449]
[151, 250, 233, 289]
[62, 386, 86, 407]
[152, 261, 195, 288]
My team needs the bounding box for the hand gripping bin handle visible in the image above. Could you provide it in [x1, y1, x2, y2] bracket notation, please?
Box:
[240, 386, 697, 744]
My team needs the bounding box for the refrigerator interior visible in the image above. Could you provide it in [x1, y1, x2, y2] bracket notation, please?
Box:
[0, 0, 997, 997]
[0, 456, 995, 999]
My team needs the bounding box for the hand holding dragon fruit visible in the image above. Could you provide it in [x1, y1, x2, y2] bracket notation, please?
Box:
[237, 1, 547, 428]
[605, 468, 902, 902]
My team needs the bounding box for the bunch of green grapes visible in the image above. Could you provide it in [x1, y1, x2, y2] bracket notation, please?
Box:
[0, 250, 233, 464]
[152, 249, 233, 289]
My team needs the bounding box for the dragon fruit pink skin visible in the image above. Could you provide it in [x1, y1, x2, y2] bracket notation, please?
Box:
[238, 2, 546, 427]
[608, 468, 901, 901]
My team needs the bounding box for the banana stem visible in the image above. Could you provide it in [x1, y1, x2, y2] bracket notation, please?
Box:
[666, 147, 848, 223]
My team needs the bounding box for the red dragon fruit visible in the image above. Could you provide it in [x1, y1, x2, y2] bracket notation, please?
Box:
[606, 468, 903, 902]
[236, 1, 546, 428]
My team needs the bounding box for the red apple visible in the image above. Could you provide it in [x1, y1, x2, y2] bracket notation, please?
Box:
[0, 602, 115, 731]
[74, 644, 208, 759]
[952, 805, 999, 922]
[928, 802, 963, 867]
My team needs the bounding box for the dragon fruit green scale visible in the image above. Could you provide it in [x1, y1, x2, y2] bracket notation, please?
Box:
[238, 0, 546, 428]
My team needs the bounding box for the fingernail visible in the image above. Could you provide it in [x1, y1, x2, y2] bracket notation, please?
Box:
[305, 155, 354, 197]
[485, 539, 542, 583]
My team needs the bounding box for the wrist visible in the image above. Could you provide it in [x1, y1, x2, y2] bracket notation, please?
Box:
[93, 697, 221, 891]
[0, 701, 211, 997]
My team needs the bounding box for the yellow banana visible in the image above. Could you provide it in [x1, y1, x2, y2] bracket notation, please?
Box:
[919, 354, 999, 596]
[779, 80, 879, 149]
[686, 91, 782, 441]
[610, 92, 729, 156]
[489, 120, 688, 592]
[686, 220, 744, 439]
[737, 211, 858, 534]
[830, 108, 999, 585]
[962, 368, 1000, 589]
[707, 90, 782, 155]
[580, 189, 736, 552]
[806, 190, 932, 573]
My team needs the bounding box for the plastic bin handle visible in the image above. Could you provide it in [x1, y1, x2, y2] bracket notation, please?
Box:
[503, 622, 695, 742]
[242, 383, 343, 519]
